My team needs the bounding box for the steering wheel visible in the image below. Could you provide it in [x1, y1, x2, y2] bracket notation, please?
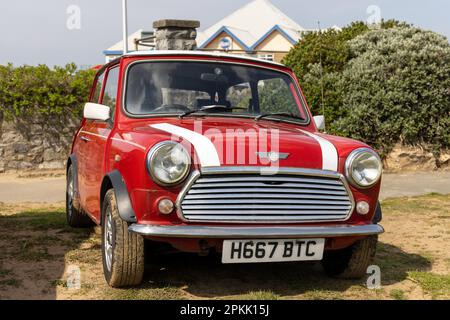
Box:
[153, 104, 191, 113]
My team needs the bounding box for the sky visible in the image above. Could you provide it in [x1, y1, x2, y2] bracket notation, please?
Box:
[1, 0, 450, 67]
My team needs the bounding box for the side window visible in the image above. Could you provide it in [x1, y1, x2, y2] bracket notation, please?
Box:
[101, 67, 119, 119]
[91, 71, 105, 103]
[226, 82, 252, 110]
[258, 78, 300, 115]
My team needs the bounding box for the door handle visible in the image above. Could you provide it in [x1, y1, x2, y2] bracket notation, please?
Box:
[80, 136, 91, 143]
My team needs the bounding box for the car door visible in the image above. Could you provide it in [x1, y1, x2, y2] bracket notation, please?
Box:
[78, 65, 119, 221]
[77, 69, 105, 218]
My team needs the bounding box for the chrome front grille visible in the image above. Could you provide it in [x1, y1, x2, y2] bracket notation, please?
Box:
[177, 167, 354, 224]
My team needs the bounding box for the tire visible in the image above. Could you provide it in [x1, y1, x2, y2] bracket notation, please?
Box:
[322, 236, 378, 279]
[101, 189, 145, 287]
[66, 165, 93, 228]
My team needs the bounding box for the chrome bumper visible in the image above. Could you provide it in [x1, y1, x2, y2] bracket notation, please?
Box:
[128, 224, 384, 239]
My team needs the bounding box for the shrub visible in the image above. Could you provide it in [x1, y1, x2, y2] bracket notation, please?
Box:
[337, 26, 450, 159]
[283, 20, 407, 124]
[284, 21, 449, 161]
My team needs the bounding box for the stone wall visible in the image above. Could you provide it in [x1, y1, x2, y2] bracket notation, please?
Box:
[0, 114, 80, 172]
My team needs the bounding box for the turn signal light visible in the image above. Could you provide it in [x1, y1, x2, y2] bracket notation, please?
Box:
[158, 199, 174, 215]
[356, 201, 370, 215]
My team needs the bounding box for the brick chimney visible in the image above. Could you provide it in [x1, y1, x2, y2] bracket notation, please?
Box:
[153, 19, 200, 50]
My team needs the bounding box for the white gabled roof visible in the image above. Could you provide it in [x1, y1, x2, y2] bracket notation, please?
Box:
[197, 0, 305, 49]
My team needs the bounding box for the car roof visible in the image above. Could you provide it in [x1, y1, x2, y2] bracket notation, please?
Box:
[121, 50, 286, 68]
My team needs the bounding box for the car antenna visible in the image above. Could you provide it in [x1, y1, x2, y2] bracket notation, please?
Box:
[318, 20, 326, 132]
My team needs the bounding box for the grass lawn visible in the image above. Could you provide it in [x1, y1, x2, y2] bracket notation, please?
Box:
[0, 194, 449, 300]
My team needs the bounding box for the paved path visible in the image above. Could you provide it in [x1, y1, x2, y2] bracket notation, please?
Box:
[0, 172, 448, 204]
[0, 175, 66, 204]
[379, 172, 450, 200]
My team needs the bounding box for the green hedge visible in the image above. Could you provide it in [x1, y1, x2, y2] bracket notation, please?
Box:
[0, 63, 95, 119]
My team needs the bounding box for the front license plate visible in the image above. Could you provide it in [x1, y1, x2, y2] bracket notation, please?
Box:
[222, 239, 325, 264]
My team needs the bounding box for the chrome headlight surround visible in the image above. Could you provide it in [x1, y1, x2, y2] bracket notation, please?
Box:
[345, 148, 382, 189]
[146, 141, 191, 187]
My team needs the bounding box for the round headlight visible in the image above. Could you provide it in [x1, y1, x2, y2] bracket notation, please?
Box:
[147, 141, 191, 186]
[345, 148, 382, 188]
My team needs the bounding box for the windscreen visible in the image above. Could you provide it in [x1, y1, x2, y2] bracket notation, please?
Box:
[124, 61, 308, 122]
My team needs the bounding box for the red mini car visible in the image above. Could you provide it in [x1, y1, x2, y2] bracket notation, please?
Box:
[67, 51, 384, 287]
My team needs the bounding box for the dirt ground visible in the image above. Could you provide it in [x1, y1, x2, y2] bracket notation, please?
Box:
[0, 194, 449, 300]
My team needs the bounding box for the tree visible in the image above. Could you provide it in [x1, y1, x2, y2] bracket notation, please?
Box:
[336, 26, 450, 160]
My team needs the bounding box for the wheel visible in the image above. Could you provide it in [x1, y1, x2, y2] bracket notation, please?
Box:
[322, 236, 378, 279]
[66, 165, 93, 228]
[101, 189, 145, 287]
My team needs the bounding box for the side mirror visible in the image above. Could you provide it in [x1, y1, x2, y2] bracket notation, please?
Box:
[314, 115, 326, 131]
[83, 103, 110, 121]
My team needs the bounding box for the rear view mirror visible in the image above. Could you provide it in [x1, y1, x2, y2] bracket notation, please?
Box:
[83, 103, 110, 121]
[314, 115, 326, 131]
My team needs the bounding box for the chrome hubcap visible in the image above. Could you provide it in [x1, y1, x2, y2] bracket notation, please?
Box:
[104, 208, 113, 271]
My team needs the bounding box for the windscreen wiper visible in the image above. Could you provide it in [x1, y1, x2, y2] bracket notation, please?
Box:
[255, 112, 305, 122]
[179, 105, 246, 119]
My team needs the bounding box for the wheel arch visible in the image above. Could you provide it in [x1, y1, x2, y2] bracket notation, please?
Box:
[100, 170, 137, 225]
[372, 201, 383, 224]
